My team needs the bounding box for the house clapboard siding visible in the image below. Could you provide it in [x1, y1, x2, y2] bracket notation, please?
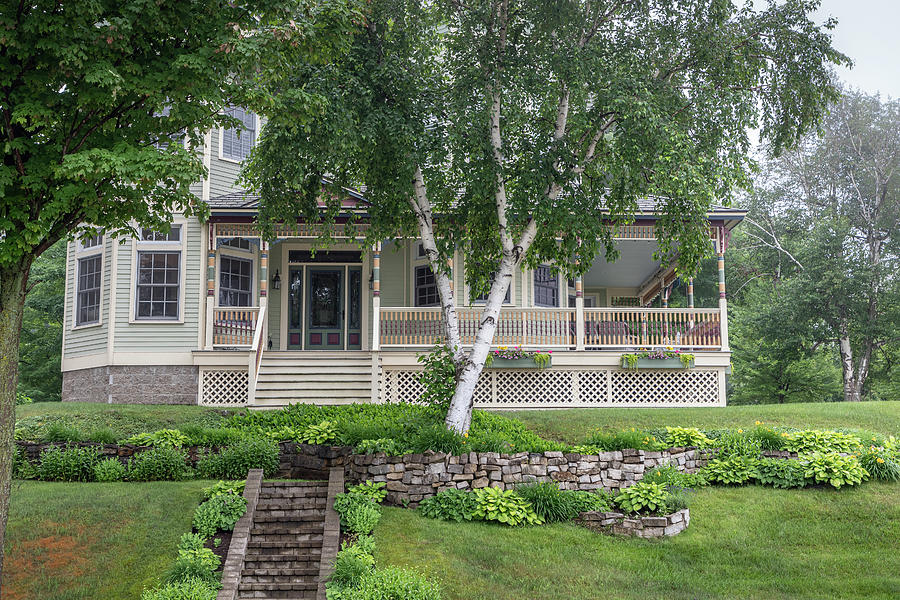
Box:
[62, 237, 112, 359]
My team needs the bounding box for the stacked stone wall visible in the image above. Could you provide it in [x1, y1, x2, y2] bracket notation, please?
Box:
[575, 508, 690, 538]
[62, 365, 199, 404]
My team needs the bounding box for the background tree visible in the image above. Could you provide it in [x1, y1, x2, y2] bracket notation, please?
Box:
[0, 0, 362, 578]
[245, 0, 846, 432]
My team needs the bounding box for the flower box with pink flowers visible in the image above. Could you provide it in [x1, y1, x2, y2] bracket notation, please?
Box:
[485, 347, 552, 369]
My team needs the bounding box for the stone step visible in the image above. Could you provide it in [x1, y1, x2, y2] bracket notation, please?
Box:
[253, 510, 326, 522]
[238, 590, 317, 600]
[239, 581, 318, 592]
[251, 523, 324, 536]
[258, 488, 328, 499]
[255, 499, 326, 511]
[242, 567, 320, 578]
[243, 555, 321, 569]
[262, 480, 329, 488]
[248, 539, 322, 551]
[240, 573, 318, 585]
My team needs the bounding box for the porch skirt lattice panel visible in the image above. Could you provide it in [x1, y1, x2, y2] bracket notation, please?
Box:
[380, 368, 723, 407]
[380, 368, 724, 408]
[199, 369, 249, 406]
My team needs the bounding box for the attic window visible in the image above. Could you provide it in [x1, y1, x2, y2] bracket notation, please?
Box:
[221, 106, 257, 161]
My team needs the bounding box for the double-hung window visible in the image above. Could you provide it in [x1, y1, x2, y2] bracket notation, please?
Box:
[75, 235, 104, 327]
[414, 265, 440, 307]
[221, 106, 257, 161]
[134, 225, 183, 321]
[219, 255, 253, 307]
[533, 265, 559, 307]
[471, 273, 511, 304]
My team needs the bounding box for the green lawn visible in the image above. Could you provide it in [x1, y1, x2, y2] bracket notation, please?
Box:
[2, 481, 208, 600]
[506, 400, 900, 444]
[375, 482, 900, 600]
[15, 401, 237, 440]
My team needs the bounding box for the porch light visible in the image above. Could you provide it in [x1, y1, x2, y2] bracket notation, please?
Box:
[272, 269, 281, 290]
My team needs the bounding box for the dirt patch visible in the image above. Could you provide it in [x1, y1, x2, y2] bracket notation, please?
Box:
[206, 529, 234, 569]
[3, 533, 92, 600]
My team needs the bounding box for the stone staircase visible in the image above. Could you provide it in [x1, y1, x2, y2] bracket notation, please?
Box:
[219, 470, 343, 600]
[253, 352, 375, 407]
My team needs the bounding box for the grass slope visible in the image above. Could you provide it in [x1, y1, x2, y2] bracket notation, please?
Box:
[375, 483, 900, 600]
[506, 401, 900, 444]
[2, 481, 208, 600]
[15, 402, 236, 439]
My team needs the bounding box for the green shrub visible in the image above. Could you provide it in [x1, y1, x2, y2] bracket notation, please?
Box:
[415, 344, 457, 411]
[166, 533, 221, 586]
[407, 423, 466, 455]
[340, 421, 396, 448]
[201, 480, 246, 500]
[129, 447, 190, 481]
[37, 445, 99, 481]
[568, 490, 613, 513]
[195, 438, 279, 479]
[755, 458, 806, 489]
[12, 447, 36, 480]
[125, 429, 190, 448]
[662, 487, 690, 513]
[613, 481, 669, 515]
[354, 438, 405, 456]
[467, 429, 516, 453]
[514, 482, 578, 523]
[94, 458, 127, 482]
[331, 542, 376, 588]
[86, 427, 119, 444]
[664, 426, 711, 448]
[858, 447, 900, 482]
[784, 430, 862, 454]
[471, 487, 542, 526]
[713, 431, 762, 457]
[418, 488, 478, 522]
[747, 425, 786, 451]
[140, 578, 219, 600]
[329, 566, 442, 600]
[643, 465, 708, 489]
[344, 502, 381, 535]
[583, 429, 665, 451]
[180, 426, 247, 448]
[299, 420, 338, 445]
[800, 452, 868, 489]
[703, 455, 760, 485]
[347, 481, 388, 504]
[192, 493, 248, 538]
[41, 423, 84, 443]
[15, 391, 34, 405]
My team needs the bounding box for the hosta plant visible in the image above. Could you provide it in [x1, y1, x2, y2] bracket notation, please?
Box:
[800, 452, 868, 489]
[613, 481, 669, 515]
[347, 481, 388, 503]
[665, 427, 711, 448]
[418, 488, 478, 522]
[783, 430, 862, 454]
[299, 421, 338, 445]
[471, 487, 543, 526]
[703, 455, 760, 485]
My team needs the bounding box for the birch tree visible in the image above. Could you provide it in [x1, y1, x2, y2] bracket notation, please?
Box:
[245, 0, 846, 431]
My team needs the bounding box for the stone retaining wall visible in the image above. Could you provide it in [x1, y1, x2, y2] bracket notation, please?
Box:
[62, 365, 199, 404]
[344, 447, 714, 506]
[575, 508, 690, 538]
[15, 441, 210, 466]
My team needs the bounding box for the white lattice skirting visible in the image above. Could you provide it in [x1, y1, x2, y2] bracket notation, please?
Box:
[199, 369, 250, 406]
[380, 367, 724, 407]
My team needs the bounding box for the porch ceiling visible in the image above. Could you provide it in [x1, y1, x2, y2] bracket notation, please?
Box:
[582, 239, 661, 288]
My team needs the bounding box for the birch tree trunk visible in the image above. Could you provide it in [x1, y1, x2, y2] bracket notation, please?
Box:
[0, 262, 31, 581]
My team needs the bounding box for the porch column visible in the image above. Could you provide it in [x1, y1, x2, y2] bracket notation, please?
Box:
[718, 250, 730, 351]
[259, 240, 268, 343]
[371, 242, 381, 351]
[205, 223, 215, 349]
[687, 277, 695, 309]
[575, 275, 584, 350]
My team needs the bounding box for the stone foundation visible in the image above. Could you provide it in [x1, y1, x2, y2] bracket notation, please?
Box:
[62, 365, 199, 404]
[575, 508, 690, 538]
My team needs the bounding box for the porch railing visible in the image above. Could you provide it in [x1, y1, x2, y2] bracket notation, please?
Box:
[212, 307, 260, 347]
[379, 306, 721, 349]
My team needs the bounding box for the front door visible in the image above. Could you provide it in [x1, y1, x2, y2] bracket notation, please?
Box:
[306, 267, 344, 349]
[287, 267, 304, 349]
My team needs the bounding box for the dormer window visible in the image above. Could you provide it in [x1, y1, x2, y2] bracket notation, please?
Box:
[221, 106, 257, 161]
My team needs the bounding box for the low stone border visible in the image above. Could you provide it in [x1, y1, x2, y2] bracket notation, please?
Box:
[316, 467, 344, 600]
[15, 440, 211, 465]
[575, 508, 690, 538]
[218, 468, 263, 600]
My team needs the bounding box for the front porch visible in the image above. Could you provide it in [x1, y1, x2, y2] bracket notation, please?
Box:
[193, 218, 735, 408]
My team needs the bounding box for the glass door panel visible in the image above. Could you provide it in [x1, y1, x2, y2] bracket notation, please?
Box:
[287, 267, 303, 349]
[347, 267, 362, 349]
[306, 268, 343, 349]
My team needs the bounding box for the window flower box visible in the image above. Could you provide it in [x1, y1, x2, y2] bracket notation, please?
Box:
[489, 356, 552, 369]
[485, 347, 552, 369]
[622, 348, 695, 370]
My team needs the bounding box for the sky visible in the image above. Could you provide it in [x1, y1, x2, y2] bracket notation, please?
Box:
[812, 0, 899, 97]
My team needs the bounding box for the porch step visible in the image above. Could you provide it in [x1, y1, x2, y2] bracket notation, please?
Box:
[253, 352, 375, 407]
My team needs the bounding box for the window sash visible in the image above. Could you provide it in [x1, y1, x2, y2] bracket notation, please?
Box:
[219, 255, 253, 307]
[76, 255, 102, 326]
[533, 265, 559, 307]
[141, 225, 182, 242]
[414, 265, 440, 307]
[135, 251, 181, 320]
[222, 106, 256, 161]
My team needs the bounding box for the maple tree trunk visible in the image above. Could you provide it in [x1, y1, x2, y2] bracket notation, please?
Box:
[0, 262, 31, 584]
